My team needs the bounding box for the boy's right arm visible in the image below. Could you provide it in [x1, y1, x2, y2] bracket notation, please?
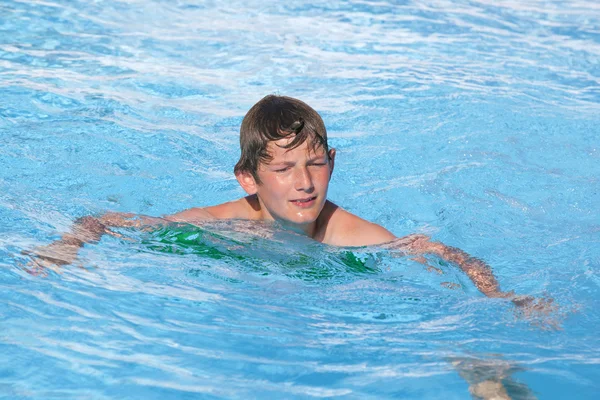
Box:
[29, 213, 165, 268]
[29, 209, 213, 269]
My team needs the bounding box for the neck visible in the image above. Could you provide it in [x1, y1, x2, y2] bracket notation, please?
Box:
[281, 219, 319, 239]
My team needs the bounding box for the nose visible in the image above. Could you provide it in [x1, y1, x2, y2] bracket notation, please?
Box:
[294, 166, 314, 192]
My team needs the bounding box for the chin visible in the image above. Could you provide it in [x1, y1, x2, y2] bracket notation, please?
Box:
[275, 209, 312, 224]
[288, 211, 320, 225]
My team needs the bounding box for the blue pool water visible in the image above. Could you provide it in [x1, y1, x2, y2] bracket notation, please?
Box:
[1, 0, 599, 398]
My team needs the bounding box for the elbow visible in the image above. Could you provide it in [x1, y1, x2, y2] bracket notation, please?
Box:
[390, 233, 434, 254]
[409, 235, 449, 257]
[73, 215, 107, 242]
[409, 234, 432, 248]
[97, 212, 136, 227]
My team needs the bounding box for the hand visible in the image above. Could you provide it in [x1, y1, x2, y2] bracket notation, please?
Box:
[23, 240, 81, 275]
[493, 291, 562, 330]
[25, 254, 63, 276]
[513, 295, 562, 329]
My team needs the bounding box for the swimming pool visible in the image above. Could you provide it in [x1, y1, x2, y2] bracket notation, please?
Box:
[1, 0, 599, 398]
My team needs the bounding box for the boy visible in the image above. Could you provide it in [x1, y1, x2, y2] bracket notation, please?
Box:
[32, 95, 542, 306]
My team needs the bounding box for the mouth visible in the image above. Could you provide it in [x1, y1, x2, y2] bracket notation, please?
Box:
[290, 196, 317, 208]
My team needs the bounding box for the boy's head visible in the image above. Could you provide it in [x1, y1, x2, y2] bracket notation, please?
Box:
[234, 95, 329, 184]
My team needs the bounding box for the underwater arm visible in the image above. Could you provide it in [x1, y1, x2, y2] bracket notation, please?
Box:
[29, 207, 216, 269]
[29, 212, 166, 268]
[388, 234, 504, 297]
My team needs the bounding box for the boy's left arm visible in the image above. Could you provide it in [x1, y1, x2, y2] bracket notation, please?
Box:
[351, 222, 503, 295]
[386, 234, 555, 311]
[393, 234, 504, 297]
[389, 234, 559, 327]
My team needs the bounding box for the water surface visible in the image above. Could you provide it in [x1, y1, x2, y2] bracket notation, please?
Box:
[1, 0, 599, 398]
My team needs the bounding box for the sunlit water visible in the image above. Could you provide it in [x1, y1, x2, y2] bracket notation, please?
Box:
[1, 0, 599, 398]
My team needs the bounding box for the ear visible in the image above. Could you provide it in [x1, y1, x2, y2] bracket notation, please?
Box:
[328, 148, 336, 179]
[235, 170, 259, 195]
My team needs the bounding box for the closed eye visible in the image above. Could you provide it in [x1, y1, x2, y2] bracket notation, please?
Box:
[275, 167, 291, 173]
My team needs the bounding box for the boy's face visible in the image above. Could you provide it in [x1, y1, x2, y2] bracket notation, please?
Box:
[237, 137, 335, 230]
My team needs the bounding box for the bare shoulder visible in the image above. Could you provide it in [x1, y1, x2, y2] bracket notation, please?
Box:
[164, 207, 215, 223]
[320, 202, 396, 247]
[164, 197, 254, 224]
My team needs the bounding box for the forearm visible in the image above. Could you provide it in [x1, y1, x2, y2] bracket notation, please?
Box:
[391, 235, 503, 297]
[425, 242, 502, 297]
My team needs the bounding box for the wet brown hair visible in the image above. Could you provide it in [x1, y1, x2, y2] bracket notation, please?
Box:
[234, 95, 329, 183]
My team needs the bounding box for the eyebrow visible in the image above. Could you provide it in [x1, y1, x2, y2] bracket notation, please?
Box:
[268, 156, 327, 166]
